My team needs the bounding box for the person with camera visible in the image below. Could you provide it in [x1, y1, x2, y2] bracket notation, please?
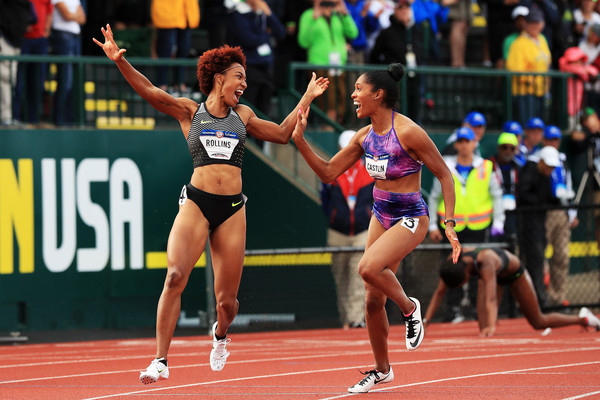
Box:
[298, 0, 358, 125]
[571, 108, 600, 244]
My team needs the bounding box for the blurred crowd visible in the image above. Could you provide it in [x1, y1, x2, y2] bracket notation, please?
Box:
[5, 0, 600, 127]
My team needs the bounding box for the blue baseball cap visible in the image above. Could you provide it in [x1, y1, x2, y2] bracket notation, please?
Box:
[544, 125, 561, 139]
[456, 127, 476, 141]
[526, 117, 545, 129]
[464, 111, 486, 127]
[503, 120, 523, 135]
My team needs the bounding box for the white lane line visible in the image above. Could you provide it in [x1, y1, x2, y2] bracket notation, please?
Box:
[561, 390, 600, 399]
[317, 360, 600, 400]
[68, 350, 600, 399]
[2, 345, 598, 385]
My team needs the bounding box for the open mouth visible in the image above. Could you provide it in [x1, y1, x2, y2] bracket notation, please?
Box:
[235, 89, 244, 100]
[354, 101, 361, 111]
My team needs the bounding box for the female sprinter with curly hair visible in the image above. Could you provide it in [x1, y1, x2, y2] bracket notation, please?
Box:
[292, 63, 461, 393]
[94, 24, 328, 384]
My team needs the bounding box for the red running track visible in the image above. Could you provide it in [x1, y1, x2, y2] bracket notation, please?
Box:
[2, 318, 600, 400]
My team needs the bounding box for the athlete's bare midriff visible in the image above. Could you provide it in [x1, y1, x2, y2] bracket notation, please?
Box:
[373, 169, 422, 193]
[190, 164, 242, 195]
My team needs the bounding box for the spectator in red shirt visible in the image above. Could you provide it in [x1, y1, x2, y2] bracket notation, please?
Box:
[15, 0, 54, 125]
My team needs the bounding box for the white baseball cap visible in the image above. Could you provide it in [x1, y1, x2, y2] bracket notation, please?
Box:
[539, 146, 560, 167]
[338, 130, 355, 149]
[512, 5, 529, 19]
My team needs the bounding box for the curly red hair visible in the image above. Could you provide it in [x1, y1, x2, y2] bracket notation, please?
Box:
[197, 45, 246, 95]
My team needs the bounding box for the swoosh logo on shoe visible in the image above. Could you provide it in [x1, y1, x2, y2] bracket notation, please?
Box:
[232, 200, 243, 207]
[409, 326, 422, 348]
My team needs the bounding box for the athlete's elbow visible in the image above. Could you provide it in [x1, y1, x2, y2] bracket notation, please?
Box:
[276, 135, 293, 145]
[271, 131, 292, 145]
[319, 172, 337, 184]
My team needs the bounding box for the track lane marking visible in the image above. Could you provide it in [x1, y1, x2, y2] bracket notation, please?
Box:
[1, 347, 590, 398]
[2, 346, 599, 385]
[318, 360, 600, 400]
[561, 390, 600, 399]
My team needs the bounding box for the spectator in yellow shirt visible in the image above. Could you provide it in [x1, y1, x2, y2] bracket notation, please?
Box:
[506, 7, 551, 125]
[151, 0, 200, 95]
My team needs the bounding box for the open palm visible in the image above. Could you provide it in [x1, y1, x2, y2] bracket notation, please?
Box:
[92, 24, 126, 62]
[306, 72, 329, 99]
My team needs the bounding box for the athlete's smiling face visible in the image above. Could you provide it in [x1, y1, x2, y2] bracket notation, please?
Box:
[216, 63, 247, 107]
[351, 74, 379, 119]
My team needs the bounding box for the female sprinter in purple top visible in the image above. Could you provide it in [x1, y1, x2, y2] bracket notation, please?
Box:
[292, 63, 461, 394]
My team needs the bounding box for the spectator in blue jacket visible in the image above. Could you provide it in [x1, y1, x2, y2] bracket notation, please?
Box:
[345, 0, 379, 65]
[321, 130, 375, 329]
[228, 0, 286, 120]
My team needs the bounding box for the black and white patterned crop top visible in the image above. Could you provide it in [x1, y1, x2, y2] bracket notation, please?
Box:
[187, 103, 247, 168]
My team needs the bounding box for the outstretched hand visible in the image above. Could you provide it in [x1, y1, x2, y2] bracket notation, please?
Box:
[292, 105, 310, 144]
[306, 72, 329, 100]
[445, 226, 462, 263]
[92, 24, 126, 62]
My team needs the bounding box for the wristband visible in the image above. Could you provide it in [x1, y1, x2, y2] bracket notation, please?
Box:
[443, 219, 456, 227]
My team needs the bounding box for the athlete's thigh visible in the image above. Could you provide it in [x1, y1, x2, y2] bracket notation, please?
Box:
[508, 271, 541, 321]
[209, 207, 247, 297]
[166, 202, 210, 273]
[363, 215, 429, 274]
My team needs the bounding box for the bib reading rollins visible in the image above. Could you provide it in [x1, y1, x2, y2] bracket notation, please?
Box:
[187, 103, 247, 168]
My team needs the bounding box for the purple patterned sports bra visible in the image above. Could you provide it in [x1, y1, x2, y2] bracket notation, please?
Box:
[361, 112, 423, 180]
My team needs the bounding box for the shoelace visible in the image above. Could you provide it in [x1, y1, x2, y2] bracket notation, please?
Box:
[405, 314, 419, 339]
[213, 338, 231, 356]
[356, 370, 380, 386]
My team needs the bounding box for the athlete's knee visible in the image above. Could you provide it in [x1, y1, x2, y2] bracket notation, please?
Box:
[528, 315, 546, 330]
[216, 297, 239, 319]
[164, 268, 189, 292]
[358, 259, 380, 284]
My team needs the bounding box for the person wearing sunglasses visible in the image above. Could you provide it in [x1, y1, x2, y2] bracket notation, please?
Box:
[489, 132, 522, 250]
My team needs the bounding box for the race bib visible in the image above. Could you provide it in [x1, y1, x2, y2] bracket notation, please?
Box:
[200, 129, 240, 160]
[400, 217, 419, 234]
[365, 154, 389, 180]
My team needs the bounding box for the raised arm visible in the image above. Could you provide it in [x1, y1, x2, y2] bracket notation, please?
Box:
[244, 72, 329, 144]
[291, 106, 365, 183]
[93, 24, 196, 126]
[406, 126, 461, 262]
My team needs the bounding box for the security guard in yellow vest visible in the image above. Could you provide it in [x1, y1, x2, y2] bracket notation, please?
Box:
[427, 127, 504, 322]
[428, 127, 505, 242]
